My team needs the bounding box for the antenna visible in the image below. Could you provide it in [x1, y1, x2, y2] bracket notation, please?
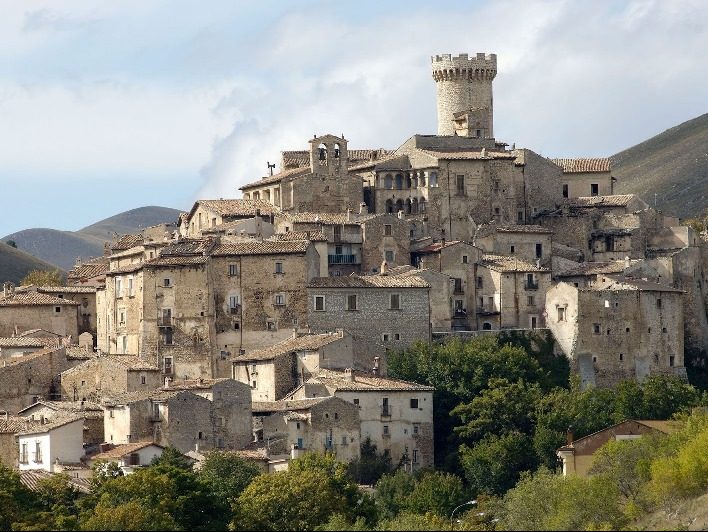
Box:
[267, 162, 276, 176]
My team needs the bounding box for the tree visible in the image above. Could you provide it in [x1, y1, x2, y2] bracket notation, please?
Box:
[0, 464, 40, 530]
[6, 240, 17, 248]
[20, 269, 64, 287]
[151, 446, 194, 470]
[375, 470, 416, 520]
[404, 471, 468, 518]
[199, 451, 262, 503]
[81, 499, 178, 531]
[346, 438, 392, 485]
[376, 512, 450, 531]
[459, 432, 536, 496]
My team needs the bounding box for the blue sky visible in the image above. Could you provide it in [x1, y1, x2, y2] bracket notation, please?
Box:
[1, 0, 707, 236]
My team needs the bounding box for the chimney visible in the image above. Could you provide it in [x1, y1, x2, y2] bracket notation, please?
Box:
[346, 208, 352, 222]
[481, 147, 487, 158]
[380, 260, 388, 276]
[624, 256, 631, 269]
[344, 368, 355, 382]
[397, 210, 403, 219]
[164, 377, 171, 388]
[359, 202, 368, 216]
[195, 442, 200, 453]
[566, 426, 574, 446]
[2, 411, 8, 421]
[372, 357, 380, 376]
[292, 328, 298, 339]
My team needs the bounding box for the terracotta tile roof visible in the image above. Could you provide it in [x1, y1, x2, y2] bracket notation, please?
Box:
[421, 149, 516, 160]
[556, 261, 628, 277]
[347, 153, 406, 172]
[66, 346, 93, 359]
[160, 238, 215, 256]
[234, 442, 270, 460]
[18, 415, 84, 435]
[92, 441, 165, 460]
[309, 369, 434, 392]
[145, 256, 209, 268]
[308, 273, 430, 289]
[594, 275, 684, 293]
[551, 158, 611, 173]
[111, 234, 144, 251]
[282, 212, 380, 225]
[0, 337, 59, 347]
[0, 415, 31, 433]
[102, 355, 159, 371]
[34, 286, 97, 294]
[0, 292, 80, 307]
[252, 397, 331, 413]
[193, 199, 280, 217]
[496, 224, 553, 234]
[211, 240, 310, 256]
[106, 262, 144, 275]
[102, 388, 185, 405]
[19, 470, 91, 494]
[17, 329, 62, 338]
[568, 195, 636, 208]
[239, 167, 311, 190]
[165, 377, 233, 391]
[270, 231, 328, 242]
[1, 346, 65, 366]
[282, 149, 392, 170]
[68, 257, 109, 282]
[236, 332, 345, 362]
[414, 240, 462, 253]
[480, 254, 550, 272]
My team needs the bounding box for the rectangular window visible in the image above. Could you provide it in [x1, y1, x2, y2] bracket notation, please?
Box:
[334, 226, 342, 241]
[267, 321, 276, 331]
[385, 250, 394, 263]
[562, 184, 569, 198]
[476, 276, 483, 288]
[456, 175, 465, 195]
[669, 355, 675, 367]
[115, 277, 123, 297]
[591, 183, 599, 196]
[54, 306, 61, 313]
[510, 245, 515, 253]
[410, 398, 419, 409]
[412, 449, 419, 463]
[384, 224, 392, 236]
[382, 333, 390, 342]
[163, 278, 171, 287]
[128, 277, 134, 297]
[20, 443, 28, 464]
[119, 309, 126, 326]
[163, 328, 173, 345]
[297, 437, 304, 449]
[383, 425, 390, 436]
[382, 397, 390, 416]
[536, 243, 543, 258]
[163, 356, 173, 374]
[274, 293, 285, 306]
[593, 323, 600, 334]
[390, 294, 401, 310]
[228, 264, 238, 276]
[229, 296, 240, 314]
[275, 262, 284, 274]
[462, 255, 468, 264]
[141, 375, 146, 385]
[394, 333, 400, 340]
[527, 295, 535, 306]
[413, 424, 420, 435]
[161, 308, 172, 326]
[211, 217, 216, 228]
[557, 307, 565, 321]
[346, 294, 358, 311]
[34, 441, 42, 463]
[314, 295, 325, 311]
[656, 298, 662, 308]
[121, 335, 127, 354]
[453, 278, 463, 294]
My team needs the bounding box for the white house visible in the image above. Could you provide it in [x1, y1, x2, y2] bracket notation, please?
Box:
[17, 416, 85, 472]
[90, 441, 165, 474]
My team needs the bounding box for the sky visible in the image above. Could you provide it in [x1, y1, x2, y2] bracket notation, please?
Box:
[1, 0, 707, 236]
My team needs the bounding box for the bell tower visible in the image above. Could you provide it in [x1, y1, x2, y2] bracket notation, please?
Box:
[309, 134, 349, 177]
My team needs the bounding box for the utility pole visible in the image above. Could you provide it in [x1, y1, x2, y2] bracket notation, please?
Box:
[267, 161, 276, 176]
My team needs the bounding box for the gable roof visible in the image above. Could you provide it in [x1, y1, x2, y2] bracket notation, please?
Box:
[189, 199, 279, 218]
[281, 212, 381, 225]
[0, 292, 80, 307]
[239, 167, 311, 190]
[270, 231, 328, 242]
[17, 400, 103, 417]
[307, 274, 429, 289]
[308, 369, 434, 392]
[18, 415, 85, 436]
[480, 254, 550, 273]
[557, 419, 680, 451]
[568, 195, 638, 208]
[236, 332, 345, 362]
[211, 240, 310, 256]
[496, 224, 553, 234]
[92, 441, 165, 460]
[551, 158, 611, 173]
[252, 397, 332, 413]
[68, 257, 110, 282]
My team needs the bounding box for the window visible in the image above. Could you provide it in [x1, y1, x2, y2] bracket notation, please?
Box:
[384, 224, 392, 236]
[163, 328, 173, 345]
[662, 327, 667, 333]
[562, 184, 569, 198]
[163, 278, 171, 287]
[314, 295, 325, 311]
[410, 398, 419, 409]
[412, 449, 419, 464]
[385, 250, 394, 263]
[334, 226, 342, 241]
[119, 309, 126, 326]
[557, 307, 565, 321]
[518, 210, 524, 222]
[462, 255, 468, 264]
[456, 175, 465, 195]
[198, 431, 204, 440]
[536, 243, 543, 258]
[382, 334, 390, 342]
[252, 381, 256, 388]
[341, 435, 347, 445]
[669, 355, 675, 367]
[591, 183, 599, 196]
[228, 296, 240, 314]
[121, 335, 127, 353]
[128, 277, 134, 297]
[296, 437, 303, 449]
[476, 276, 483, 288]
[211, 217, 216, 228]
[115, 277, 122, 297]
[593, 323, 600, 334]
[528, 295, 535, 306]
[267, 321, 276, 331]
[382, 397, 390, 416]
[353, 398, 359, 406]
[383, 425, 390, 436]
[390, 294, 401, 310]
[20, 443, 28, 464]
[228, 264, 238, 276]
[275, 262, 283, 274]
[274, 293, 286, 306]
[54, 306, 61, 313]
[413, 424, 420, 435]
[619, 353, 624, 361]
[34, 441, 42, 463]
[656, 298, 662, 308]
[510, 245, 515, 253]
[453, 278, 463, 294]
[346, 294, 358, 311]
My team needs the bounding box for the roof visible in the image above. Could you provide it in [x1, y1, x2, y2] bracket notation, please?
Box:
[92, 441, 165, 460]
[593, 276, 684, 293]
[102, 388, 185, 405]
[0, 415, 31, 433]
[0, 346, 65, 366]
[17, 329, 63, 338]
[558, 419, 679, 451]
[236, 332, 345, 362]
[496, 224, 553, 234]
[18, 400, 103, 417]
[0, 337, 59, 348]
[102, 356, 159, 371]
[551, 158, 611, 173]
[282, 149, 392, 169]
[307, 274, 429, 289]
[18, 415, 84, 436]
[0, 292, 80, 307]
[421, 149, 516, 161]
[211, 240, 310, 256]
[480, 254, 550, 272]
[309, 369, 434, 392]
[160, 238, 215, 256]
[239, 167, 311, 190]
[568, 195, 637, 208]
[66, 346, 93, 359]
[270, 231, 328, 242]
[111, 234, 144, 251]
[252, 397, 331, 413]
[556, 261, 628, 277]
[234, 442, 271, 461]
[68, 257, 109, 281]
[282, 212, 380, 225]
[19, 470, 91, 494]
[145, 256, 209, 268]
[165, 377, 233, 391]
[35, 286, 97, 294]
[191, 199, 279, 217]
[413, 240, 462, 253]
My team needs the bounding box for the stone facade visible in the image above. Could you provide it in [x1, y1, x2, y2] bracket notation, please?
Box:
[546, 278, 685, 388]
[17, 401, 104, 447]
[0, 285, 80, 339]
[550, 158, 614, 200]
[474, 224, 553, 268]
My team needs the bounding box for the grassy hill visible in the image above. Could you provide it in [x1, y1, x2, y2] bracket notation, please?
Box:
[612, 113, 708, 218]
[0, 241, 65, 285]
[1, 205, 182, 271]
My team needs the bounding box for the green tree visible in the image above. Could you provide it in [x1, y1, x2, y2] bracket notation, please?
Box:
[640, 375, 703, 419]
[151, 446, 194, 470]
[6, 240, 17, 248]
[0, 464, 40, 530]
[316, 514, 372, 531]
[81, 500, 178, 531]
[20, 269, 64, 287]
[404, 471, 468, 518]
[199, 450, 261, 504]
[347, 438, 393, 485]
[376, 512, 450, 531]
[460, 432, 536, 496]
[375, 470, 416, 520]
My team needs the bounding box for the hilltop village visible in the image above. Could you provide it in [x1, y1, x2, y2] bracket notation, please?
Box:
[0, 52, 706, 484]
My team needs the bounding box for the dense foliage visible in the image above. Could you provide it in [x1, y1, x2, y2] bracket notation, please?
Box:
[20, 269, 64, 287]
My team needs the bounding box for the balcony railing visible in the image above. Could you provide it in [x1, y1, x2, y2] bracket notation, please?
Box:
[328, 254, 358, 265]
[158, 317, 174, 327]
[525, 281, 539, 290]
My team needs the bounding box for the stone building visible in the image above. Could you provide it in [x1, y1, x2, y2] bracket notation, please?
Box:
[550, 158, 614, 199]
[68, 256, 110, 287]
[474, 224, 553, 268]
[0, 336, 63, 359]
[253, 396, 361, 463]
[26, 286, 98, 339]
[241, 134, 364, 214]
[0, 285, 80, 338]
[545, 277, 685, 388]
[183, 199, 278, 238]
[307, 273, 430, 370]
[274, 210, 410, 276]
[90, 441, 166, 474]
[59, 355, 161, 402]
[17, 400, 104, 447]
[232, 330, 354, 401]
[476, 254, 552, 330]
[288, 369, 434, 471]
[0, 415, 27, 467]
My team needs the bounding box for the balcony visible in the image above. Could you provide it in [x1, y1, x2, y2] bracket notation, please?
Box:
[476, 306, 500, 315]
[525, 281, 539, 290]
[328, 254, 358, 265]
[381, 406, 391, 417]
[158, 317, 174, 327]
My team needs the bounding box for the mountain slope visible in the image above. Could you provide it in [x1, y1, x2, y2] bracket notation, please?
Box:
[0, 241, 65, 284]
[78, 206, 182, 241]
[611, 113, 708, 218]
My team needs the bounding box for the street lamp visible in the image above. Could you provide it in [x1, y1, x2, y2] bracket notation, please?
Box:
[450, 499, 477, 530]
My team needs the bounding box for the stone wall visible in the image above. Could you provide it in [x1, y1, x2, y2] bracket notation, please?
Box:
[0, 304, 79, 338]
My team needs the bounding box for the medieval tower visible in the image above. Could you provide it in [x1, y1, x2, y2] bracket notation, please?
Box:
[431, 53, 497, 137]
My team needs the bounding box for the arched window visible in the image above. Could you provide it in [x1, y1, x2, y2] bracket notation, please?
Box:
[482, 322, 492, 330]
[333, 143, 341, 158]
[395, 174, 403, 190]
[405, 198, 412, 214]
[252, 191, 260, 200]
[412, 198, 419, 214]
[395, 199, 404, 213]
[419, 197, 426, 212]
[384, 174, 393, 190]
[406, 174, 412, 188]
[429, 171, 438, 187]
[420, 173, 426, 187]
[318, 143, 327, 162]
[385, 199, 394, 214]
